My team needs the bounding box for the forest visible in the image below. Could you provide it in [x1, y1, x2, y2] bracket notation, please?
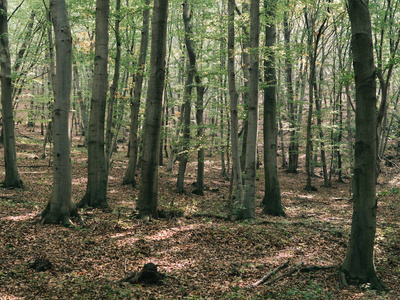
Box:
[0, 0, 399, 298]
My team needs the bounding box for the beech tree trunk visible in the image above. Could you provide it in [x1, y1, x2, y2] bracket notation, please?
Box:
[342, 0, 386, 290]
[262, 0, 284, 217]
[105, 0, 122, 178]
[123, 0, 151, 187]
[41, 0, 79, 226]
[73, 63, 88, 147]
[79, 0, 109, 209]
[228, 0, 243, 207]
[0, 0, 24, 189]
[137, 0, 168, 219]
[243, 0, 260, 219]
[284, 7, 297, 173]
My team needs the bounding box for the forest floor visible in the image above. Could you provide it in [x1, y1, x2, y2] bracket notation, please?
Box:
[0, 124, 400, 300]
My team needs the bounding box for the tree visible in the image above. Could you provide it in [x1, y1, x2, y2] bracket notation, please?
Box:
[78, 0, 110, 209]
[341, 0, 386, 290]
[137, 0, 169, 219]
[41, 0, 79, 226]
[228, 0, 243, 209]
[283, 1, 298, 173]
[105, 0, 122, 178]
[123, 0, 151, 187]
[262, 0, 285, 217]
[0, 0, 24, 189]
[176, 0, 205, 195]
[243, 0, 260, 219]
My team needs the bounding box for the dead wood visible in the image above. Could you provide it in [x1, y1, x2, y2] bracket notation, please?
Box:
[300, 265, 337, 273]
[263, 261, 304, 286]
[115, 263, 164, 285]
[252, 259, 290, 287]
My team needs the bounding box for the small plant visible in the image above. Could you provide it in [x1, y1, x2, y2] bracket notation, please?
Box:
[233, 204, 246, 220]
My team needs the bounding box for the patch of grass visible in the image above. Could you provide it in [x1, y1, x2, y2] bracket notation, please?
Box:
[284, 281, 334, 299]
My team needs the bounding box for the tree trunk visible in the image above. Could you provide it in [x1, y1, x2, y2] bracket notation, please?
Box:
[0, 0, 24, 189]
[284, 7, 297, 174]
[262, 0, 284, 217]
[137, 0, 169, 219]
[105, 0, 122, 178]
[41, 0, 79, 226]
[123, 0, 151, 187]
[176, 61, 193, 193]
[342, 0, 386, 290]
[73, 63, 88, 147]
[228, 0, 243, 208]
[78, 0, 109, 209]
[243, 0, 260, 219]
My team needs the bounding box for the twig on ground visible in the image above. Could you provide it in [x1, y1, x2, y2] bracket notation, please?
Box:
[252, 259, 290, 287]
[263, 261, 304, 286]
[300, 265, 337, 273]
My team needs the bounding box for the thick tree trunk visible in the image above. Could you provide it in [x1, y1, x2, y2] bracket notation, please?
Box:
[79, 0, 109, 209]
[0, 0, 24, 189]
[137, 0, 168, 219]
[342, 0, 386, 290]
[41, 0, 78, 226]
[262, 0, 285, 217]
[243, 0, 260, 219]
[228, 0, 243, 208]
[123, 0, 151, 187]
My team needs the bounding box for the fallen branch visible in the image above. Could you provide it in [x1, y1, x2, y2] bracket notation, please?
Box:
[264, 261, 304, 286]
[300, 265, 336, 273]
[252, 259, 290, 287]
[115, 271, 139, 284]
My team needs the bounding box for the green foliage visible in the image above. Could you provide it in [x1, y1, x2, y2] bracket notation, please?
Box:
[284, 281, 334, 300]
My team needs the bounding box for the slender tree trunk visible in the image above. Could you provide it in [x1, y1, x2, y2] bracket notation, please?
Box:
[73, 63, 88, 147]
[123, 0, 151, 187]
[176, 61, 193, 193]
[341, 0, 386, 290]
[0, 0, 24, 189]
[243, 0, 260, 219]
[315, 68, 329, 187]
[284, 7, 297, 174]
[262, 0, 284, 217]
[79, 0, 109, 209]
[194, 83, 205, 194]
[137, 0, 169, 219]
[105, 0, 122, 178]
[41, 0, 79, 226]
[304, 13, 326, 192]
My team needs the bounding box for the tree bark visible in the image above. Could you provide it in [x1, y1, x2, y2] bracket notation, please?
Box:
[123, 0, 151, 187]
[41, 0, 79, 226]
[78, 0, 110, 209]
[262, 0, 285, 217]
[243, 0, 260, 219]
[137, 0, 169, 219]
[105, 0, 122, 178]
[284, 6, 297, 174]
[342, 0, 386, 290]
[228, 0, 243, 208]
[0, 0, 24, 189]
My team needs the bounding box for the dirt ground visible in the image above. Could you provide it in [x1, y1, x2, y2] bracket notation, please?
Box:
[0, 123, 399, 299]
